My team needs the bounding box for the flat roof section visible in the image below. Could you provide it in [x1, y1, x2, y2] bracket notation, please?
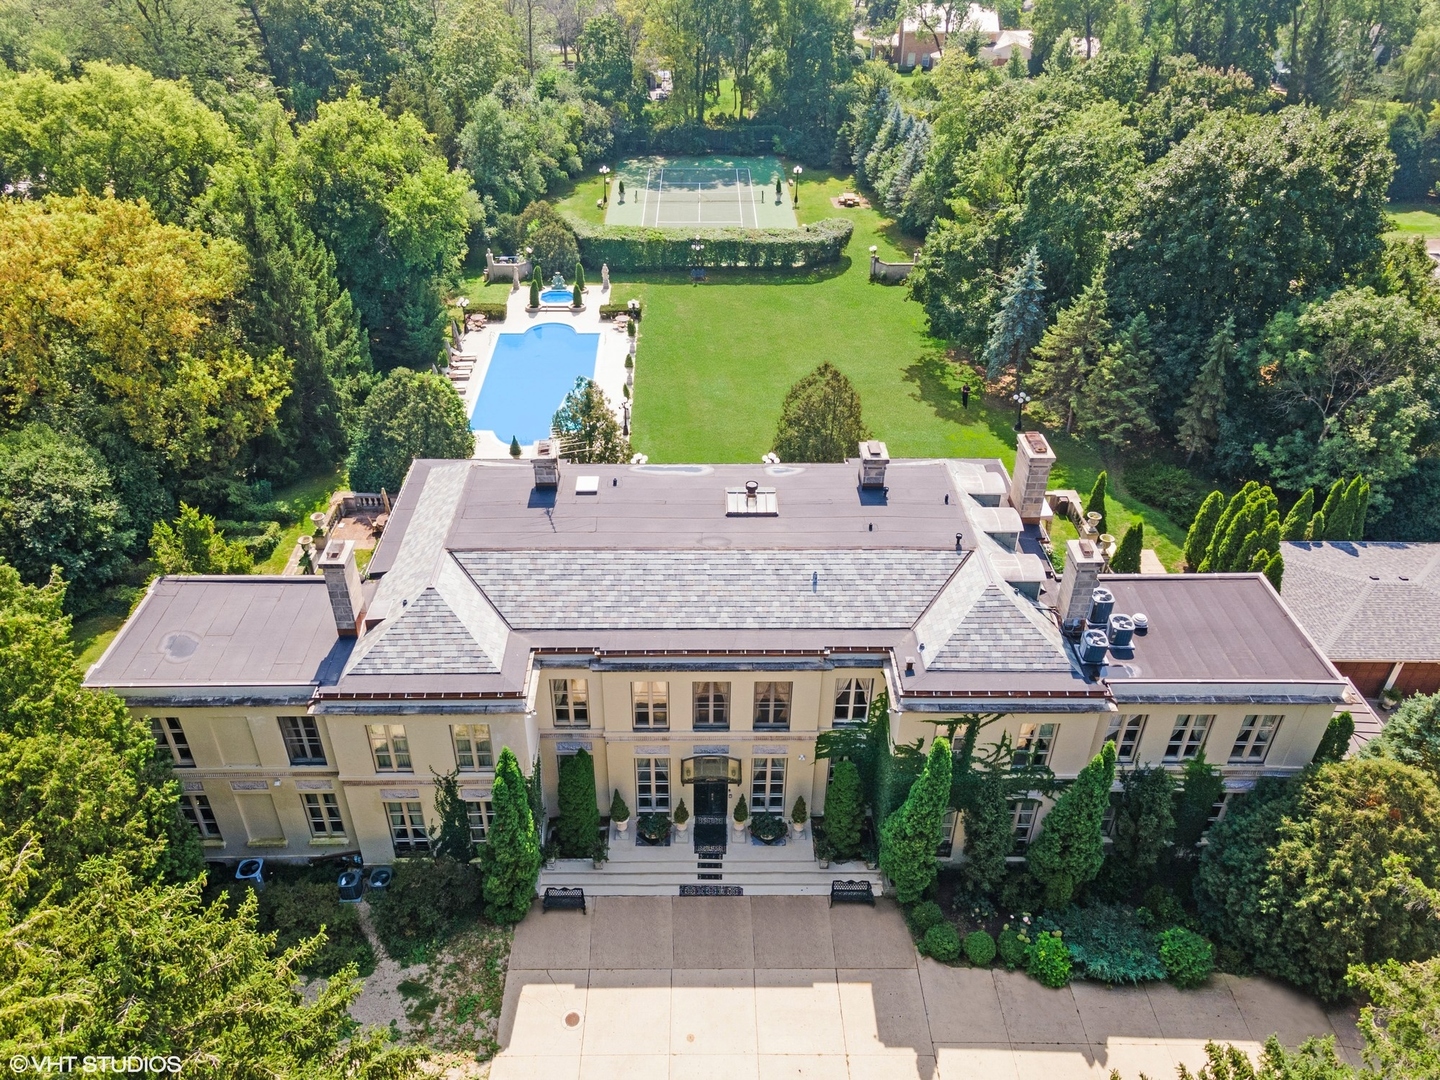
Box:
[84, 576, 350, 689]
[1100, 574, 1339, 685]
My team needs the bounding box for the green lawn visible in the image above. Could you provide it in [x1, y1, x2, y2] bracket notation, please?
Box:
[1386, 200, 1440, 238]
[255, 468, 348, 575]
[556, 166, 1191, 568]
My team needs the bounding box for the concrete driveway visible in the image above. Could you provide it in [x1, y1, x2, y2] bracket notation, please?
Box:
[493, 896, 1361, 1080]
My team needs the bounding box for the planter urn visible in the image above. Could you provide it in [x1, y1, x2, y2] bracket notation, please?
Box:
[792, 822, 805, 836]
[614, 818, 629, 834]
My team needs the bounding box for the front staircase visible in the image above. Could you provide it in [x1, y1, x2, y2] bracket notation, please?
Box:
[536, 823, 885, 897]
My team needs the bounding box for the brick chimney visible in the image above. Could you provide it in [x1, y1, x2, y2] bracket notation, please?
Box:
[1010, 431, 1056, 523]
[316, 539, 364, 637]
[1055, 538, 1107, 630]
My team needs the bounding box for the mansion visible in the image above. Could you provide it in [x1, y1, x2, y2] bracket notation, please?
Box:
[85, 436, 1349, 893]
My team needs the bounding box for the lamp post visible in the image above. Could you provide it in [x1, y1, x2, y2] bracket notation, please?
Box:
[599, 164, 611, 206]
[792, 165, 802, 207]
[691, 236, 705, 280]
[1012, 390, 1032, 432]
[622, 401, 631, 437]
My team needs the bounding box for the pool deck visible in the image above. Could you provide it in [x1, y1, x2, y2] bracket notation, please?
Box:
[455, 282, 634, 458]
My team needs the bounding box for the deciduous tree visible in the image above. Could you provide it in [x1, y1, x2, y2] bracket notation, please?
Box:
[772, 362, 867, 463]
[347, 368, 475, 493]
[149, 504, 254, 575]
[552, 377, 630, 464]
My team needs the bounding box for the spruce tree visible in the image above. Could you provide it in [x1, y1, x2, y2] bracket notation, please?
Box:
[482, 748, 542, 924]
[1075, 316, 1160, 452]
[979, 246, 1047, 381]
[1027, 741, 1118, 909]
[430, 768, 477, 862]
[879, 736, 953, 903]
[556, 748, 600, 857]
[1111, 521, 1143, 573]
[823, 760, 864, 860]
[1085, 471, 1109, 536]
[1030, 270, 1110, 432]
[1184, 491, 1225, 571]
[1175, 317, 1232, 462]
[1318, 479, 1346, 538]
[1281, 489, 1314, 540]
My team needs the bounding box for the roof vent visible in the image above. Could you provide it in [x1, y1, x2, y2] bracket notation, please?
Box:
[575, 475, 599, 495]
[726, 483, 778, 516]
[1132, 612, 1149, 633]
[532, 440, 560, 488]
[904, 657, 916, 676]
[858, 440, 889, 488]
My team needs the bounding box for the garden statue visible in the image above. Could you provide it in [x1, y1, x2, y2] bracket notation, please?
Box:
[551, 271, 566, 290]
[601, 263, 610, 291]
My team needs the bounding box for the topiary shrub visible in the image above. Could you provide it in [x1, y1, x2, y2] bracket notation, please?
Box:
[1026, 930, 1073, 987]
[1158, 927, 1215, 988]
[964, 930, 997, 966]
[369, 859, 482, 965]
[556, 749, 600, 857]
[998, 926, 1028, 969]
[922, 922, 962, 962]
[907, 900, 945, 937]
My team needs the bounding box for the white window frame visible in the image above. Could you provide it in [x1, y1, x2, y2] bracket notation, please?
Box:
[1165, 714, 1212, 762]
[465, 799, 495, 845]
[181, 793, 220, 838]
[152, 716, 195, 767]
[1010, 798, 1039, 850]
[551, 679, 590, 728]
[368, 724, 412, 772]
[452, 724, 494, 770]
[1206, 793, 1234, 831]
[635, 757, 671, 811]
[632, 681, 669, 730]
[1014, 723, 1056, 769]
[1229, 714, 1282, 764]
[303, 792, 345, 836]
[751, 757, 786, 813]
[693, 681, 731, 728]
[753, 682, 792, 729]
[385, 800, 429, 854]
[279, 716, 326, 765]
[833, 678, 874, 726]
[1104, 714, 1146, 764]
[937, 807, 958, 857]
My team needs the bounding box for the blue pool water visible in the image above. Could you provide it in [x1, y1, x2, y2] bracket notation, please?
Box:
[541, 288, 574, 304]
[470, 323, 600, 443]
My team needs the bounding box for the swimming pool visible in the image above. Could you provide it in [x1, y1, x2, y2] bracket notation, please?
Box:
[540, 288, 574, 304]
[470, 323, 601, 444]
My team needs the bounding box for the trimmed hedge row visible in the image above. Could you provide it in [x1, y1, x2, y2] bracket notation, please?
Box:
[599, 303, 642, 320]
[472, 303, 507, 322]
[566, 215, 854, 271]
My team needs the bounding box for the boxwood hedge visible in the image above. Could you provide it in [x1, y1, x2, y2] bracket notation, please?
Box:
[566, 215, 854, 271]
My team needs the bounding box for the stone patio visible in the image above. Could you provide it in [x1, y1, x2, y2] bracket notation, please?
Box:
[492, 896, 1363, 1080]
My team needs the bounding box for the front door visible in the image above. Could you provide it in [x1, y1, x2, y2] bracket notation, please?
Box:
[693, 781, 728, 854]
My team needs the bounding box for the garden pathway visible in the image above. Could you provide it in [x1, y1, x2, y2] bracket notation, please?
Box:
[490, 896, 1362, 1080]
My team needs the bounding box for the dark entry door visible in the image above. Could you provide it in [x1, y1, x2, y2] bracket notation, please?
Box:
[693, 781, 728, 854]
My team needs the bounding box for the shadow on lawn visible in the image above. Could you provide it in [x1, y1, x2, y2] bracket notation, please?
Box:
[616, 257, 853, 287]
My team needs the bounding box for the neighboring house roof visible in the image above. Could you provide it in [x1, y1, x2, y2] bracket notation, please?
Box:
[1280, 541, 1440, 662]
[85, 576, 351, 696]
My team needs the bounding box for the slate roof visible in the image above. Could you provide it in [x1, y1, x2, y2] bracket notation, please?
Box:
[347, 587, 500, 675]
[926, 584, 1073, 672]
[1280, 541, 1440, 662]
[453, 549, 963, 631]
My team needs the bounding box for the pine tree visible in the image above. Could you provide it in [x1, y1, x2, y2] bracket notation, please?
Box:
[823, 760, 864, 860]
[980, 246, 1047, 381]
[1175, 317, 1232, 462]
[430, 768, 476, 862]
[1263, 551, 1284, 591]
[1281, 489, 1314, 540]
[1076, 316, 1160, 451]
[556, 748, 600, 857]
[1353, 479, 1371, 539]
[1029, 271, 1111, 432]
[1085, 471, 1109, 536]
[509, 435, 522, 458]
[482, 747, 541, 924]
[1111, 521, 1143, 573]
[962, 767, 1014, 895]
[1318, 479, 1346, 538]
[1184, 491, 1225, 571]
[1028, 741, 1118, 909]
[879, 737, 953, 903]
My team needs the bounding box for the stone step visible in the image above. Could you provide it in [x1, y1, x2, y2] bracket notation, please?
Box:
[537, 865, 886, 897]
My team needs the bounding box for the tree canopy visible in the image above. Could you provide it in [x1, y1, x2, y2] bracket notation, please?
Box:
[347, 368, 475, 493]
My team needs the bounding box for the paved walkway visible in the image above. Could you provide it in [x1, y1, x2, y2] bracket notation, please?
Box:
[493, 897, 1361, 1080]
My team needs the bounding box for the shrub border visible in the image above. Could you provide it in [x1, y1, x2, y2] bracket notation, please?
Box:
[565, 214, 854, 271]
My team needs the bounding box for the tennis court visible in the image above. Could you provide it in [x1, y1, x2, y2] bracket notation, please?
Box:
[604, 155, 798, 229]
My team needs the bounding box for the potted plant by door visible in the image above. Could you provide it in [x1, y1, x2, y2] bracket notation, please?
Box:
[637, 812, 672, 845]
[750, 813, 787, 845]
[733, 796, 749, 840]
[611, 790, 630, 834]
[673, 798, 690, 834]
[790, 796, 808, 837]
